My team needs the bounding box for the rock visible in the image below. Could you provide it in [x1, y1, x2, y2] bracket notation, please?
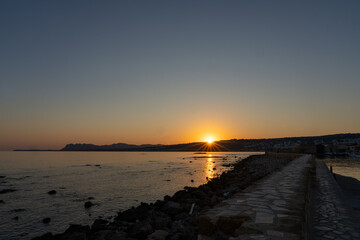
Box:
[84, 201, 93, 209]
[47, 190, 57, 195]
[172, 190, 192, 201]
[0, 200, 4, 204]
[88, 197, 94, 200]
[13, 216, 19, 220]
[162, 201, 183, 216]
[191, 190, 207, 200]
[147, 209, 171, 230]
[0, 188, 17, 194]
[65, 224, 90, 234]
[91, 218, 108, 231]
[42, 217, 51, 224]
[198, 215, 215, 236]
[128, 220, 153, 239]
[0, 176, 5, 178]
[146, 230, 169, 240]
[116, 203, 151, 222]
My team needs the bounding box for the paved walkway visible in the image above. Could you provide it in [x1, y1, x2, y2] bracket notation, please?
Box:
[198, 154, 313, 240]
[310, 162, 360, 240]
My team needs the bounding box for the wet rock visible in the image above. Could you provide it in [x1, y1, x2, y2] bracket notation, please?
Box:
[84, 201, 93, 209]
[146, 230, 169, 240]
[147, 209, 171, 230]
[42, 217, 51, 224]
[0, 188, 17, 194]
[128, 220, 153, 239]
[65, 224, 90, 234]
[198, 215, 215, 236]
[162, 201, 184, 216]
[0, 200, 4, 204]
[116, 202, 151, 222]
[0, 176, 5, 178]
[88, 197, 95, 200]
[191, 190, 207, 200]
[13, 216, 19, 220]
[172, 190, 191, 201]
[91, 218, 109, 231]
[47, 190, 57, 195]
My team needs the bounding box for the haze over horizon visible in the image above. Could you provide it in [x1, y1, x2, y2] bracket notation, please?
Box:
[1, 1, 360, 150]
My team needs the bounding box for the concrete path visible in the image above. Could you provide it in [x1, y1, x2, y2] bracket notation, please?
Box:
[198, 154, 313, 240]
[310, 162, 360, 240]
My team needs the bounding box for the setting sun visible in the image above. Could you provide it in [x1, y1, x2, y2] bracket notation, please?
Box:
[205, 137, 215, 144]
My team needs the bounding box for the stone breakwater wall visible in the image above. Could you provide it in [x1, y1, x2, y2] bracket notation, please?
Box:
[309, 162, 360, 239]
[32, 153, 299, 240]
[197, 154, 314, 240]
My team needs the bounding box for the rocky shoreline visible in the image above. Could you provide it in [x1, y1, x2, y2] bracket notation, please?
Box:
[33, 153, 299, 240]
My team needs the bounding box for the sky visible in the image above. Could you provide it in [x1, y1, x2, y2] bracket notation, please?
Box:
[1, 1, 360, 150]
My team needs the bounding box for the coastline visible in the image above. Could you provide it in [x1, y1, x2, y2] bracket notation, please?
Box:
[33, 153, 299, 240]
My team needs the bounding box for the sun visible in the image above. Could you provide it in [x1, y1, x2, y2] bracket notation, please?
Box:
[205, 137, 215, 144]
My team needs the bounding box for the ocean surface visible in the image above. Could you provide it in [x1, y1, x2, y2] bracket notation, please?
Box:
[318, 157, 360, 181]
[0, 151, 259, 240]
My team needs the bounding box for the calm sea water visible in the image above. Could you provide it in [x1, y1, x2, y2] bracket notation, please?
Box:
[318, 157, 360, 181]
[0, 151, 258, 240]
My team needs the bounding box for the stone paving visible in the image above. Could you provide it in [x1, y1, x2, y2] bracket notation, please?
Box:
[198, 154, 313, 240]
[310, 162, 360, 240]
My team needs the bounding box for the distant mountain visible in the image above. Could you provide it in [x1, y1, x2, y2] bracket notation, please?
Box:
[62, 143, 155, 151]
[60, 133, 360, 152]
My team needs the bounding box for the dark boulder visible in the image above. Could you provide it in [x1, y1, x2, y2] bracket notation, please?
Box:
[84, 201, 93, 209]
[42, 217, 51, 224]
[91, 218, 109, 231]
[161, 201, 184, 216]
[116, 202, 151, 222]
[65, 224, 90, 234]
[47, 190, 57, 195]
[128, 220, 153, 239]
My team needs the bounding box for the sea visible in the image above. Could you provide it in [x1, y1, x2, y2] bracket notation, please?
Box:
[0, 151, 260, 240]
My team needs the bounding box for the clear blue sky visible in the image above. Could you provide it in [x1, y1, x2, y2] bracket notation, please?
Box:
[1, 1, 360, 150]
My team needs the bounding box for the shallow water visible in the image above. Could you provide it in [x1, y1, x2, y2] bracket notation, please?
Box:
[0, 151, 259, 240]
[318, 157, 360, 181]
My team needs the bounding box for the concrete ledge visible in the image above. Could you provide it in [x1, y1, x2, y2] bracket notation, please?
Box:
[309, 162, 360, 239]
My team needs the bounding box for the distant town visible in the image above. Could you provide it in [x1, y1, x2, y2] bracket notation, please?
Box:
[17, 133, 360, 157]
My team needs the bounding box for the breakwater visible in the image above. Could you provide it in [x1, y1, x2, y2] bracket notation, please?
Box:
[33, 153, 360, 240]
